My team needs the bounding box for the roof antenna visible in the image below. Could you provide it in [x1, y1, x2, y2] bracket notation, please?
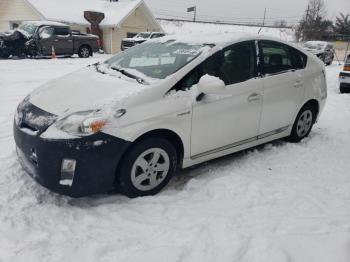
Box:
[258, 8, 267, 34]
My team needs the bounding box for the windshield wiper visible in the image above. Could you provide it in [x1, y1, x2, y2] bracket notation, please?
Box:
[111, 66, 146, 84]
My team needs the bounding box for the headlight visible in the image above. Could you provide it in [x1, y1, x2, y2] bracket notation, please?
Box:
[55, 111, 107, 136]
[55, 109, 126, 136]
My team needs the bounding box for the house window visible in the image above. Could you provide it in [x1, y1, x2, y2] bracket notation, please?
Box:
[127, 32, 137, 38]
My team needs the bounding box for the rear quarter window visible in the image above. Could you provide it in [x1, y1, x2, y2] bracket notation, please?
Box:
[291, 48, 308, 69]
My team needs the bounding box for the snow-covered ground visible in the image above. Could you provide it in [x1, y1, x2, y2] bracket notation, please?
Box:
[1, 55, 350, 262]
[159, 20, 295, 42]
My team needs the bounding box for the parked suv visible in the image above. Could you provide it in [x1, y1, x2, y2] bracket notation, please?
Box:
[303, 41, 335, 65]
[0, 21, 100, 58]
[339, 53, 350, 93]
[14, 34, 327, 198]
[121, 32, 165, 51]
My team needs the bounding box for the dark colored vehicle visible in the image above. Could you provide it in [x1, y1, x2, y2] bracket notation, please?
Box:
[303, 41, 335, 65]
[121, 32, 165, 51]
[339, 54, 350, 93]
[0, 21, 100, 58]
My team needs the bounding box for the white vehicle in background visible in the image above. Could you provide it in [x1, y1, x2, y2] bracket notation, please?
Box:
[303, 41, 335, 65]
[121, 32, 166, 51]
[14, 33, 327, 198]
[339, 53, 350, 93]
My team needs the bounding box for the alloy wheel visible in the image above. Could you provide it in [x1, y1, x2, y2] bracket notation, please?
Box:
[131, 148, 170, 191]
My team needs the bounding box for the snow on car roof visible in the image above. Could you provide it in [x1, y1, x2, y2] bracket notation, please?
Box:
[26, 0, 143, 27]
[22, 21, 68, 27]
[304, 41, 330, 46]
[153, 32, 280, 47]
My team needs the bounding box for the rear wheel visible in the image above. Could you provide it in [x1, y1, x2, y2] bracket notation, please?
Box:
[78, 45, 91, 58]
[288, 104, 316, 142]
[117, 137, 177, 198]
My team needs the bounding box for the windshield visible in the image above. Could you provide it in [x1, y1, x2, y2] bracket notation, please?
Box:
[135, 32, 151, 39]
[105, 41, 204, 79]
[17, 23, 38, 37]
[303, 42, 325, 50]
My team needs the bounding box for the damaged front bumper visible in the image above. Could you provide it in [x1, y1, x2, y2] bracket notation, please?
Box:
[14, 103, 131, 197]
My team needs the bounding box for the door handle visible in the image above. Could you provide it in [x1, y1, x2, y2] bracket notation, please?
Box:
[248, 93, 261, 102]
[54, 39, 59, 42]
[294, 80, 303, 88]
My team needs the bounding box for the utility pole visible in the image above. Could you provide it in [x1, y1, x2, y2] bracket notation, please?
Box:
[258, 8, 266, 34]
[262, 8, 266, 27]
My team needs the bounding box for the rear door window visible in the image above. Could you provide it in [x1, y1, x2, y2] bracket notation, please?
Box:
[261, 40, 306, 75]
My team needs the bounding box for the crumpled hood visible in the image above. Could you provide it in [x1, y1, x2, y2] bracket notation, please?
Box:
[29, 66, 149, 116]
[0, 30, 13, 37]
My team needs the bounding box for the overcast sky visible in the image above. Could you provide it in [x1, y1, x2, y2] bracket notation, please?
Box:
[145, 0, 350, 24]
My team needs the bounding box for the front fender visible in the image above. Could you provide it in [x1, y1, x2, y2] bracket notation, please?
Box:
[103, 92, 194, 158]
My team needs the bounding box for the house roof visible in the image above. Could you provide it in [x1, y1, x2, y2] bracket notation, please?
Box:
[24, 0, 157, 28]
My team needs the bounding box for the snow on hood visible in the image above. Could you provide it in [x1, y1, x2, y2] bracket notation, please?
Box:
[123, 37, 147, 42]
[29, 64, 152, 116]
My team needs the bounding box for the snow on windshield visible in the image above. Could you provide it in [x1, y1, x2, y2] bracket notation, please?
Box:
[17, 23, 38, 37]
[136, 32, 151, 39]
[106, 41, 208, 79]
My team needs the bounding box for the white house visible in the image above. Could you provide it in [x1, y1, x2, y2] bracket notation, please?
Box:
[0, 0, 162, 53]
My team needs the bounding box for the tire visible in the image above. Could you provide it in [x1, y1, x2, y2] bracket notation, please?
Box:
[288, 104, 316, 143]
[117, 137, 177, 198]
[78, 45, 91, 58]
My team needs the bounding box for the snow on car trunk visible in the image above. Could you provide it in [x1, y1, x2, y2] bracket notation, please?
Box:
[1, 57, 350, 261]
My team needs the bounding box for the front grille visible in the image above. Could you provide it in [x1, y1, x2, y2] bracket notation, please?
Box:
[122, 41, 134, 48]
[17, 101, 57, 134]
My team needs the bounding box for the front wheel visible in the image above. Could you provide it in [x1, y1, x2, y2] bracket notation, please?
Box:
[117, 137, 177, 198]
[288, 104, 316, 142]
[78, 46, 91, 58]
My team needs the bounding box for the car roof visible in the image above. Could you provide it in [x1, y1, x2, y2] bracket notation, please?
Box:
[304, 41, 331, 45]
[138, 32, 164, 34]
[22, 20, 68, 27]
[152, 32, 288, 48]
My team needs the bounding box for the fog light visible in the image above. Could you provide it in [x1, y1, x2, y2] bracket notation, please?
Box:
[60, 159, 76, 186]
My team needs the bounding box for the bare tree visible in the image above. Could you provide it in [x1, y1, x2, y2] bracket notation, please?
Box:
[334, 13, 350, 35]
[295, 0, 333, 41]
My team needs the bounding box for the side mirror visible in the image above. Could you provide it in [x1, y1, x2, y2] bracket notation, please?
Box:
[197, 74, 226, 95]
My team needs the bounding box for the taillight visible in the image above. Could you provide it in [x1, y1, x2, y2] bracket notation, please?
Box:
[97, 39, 101, 48]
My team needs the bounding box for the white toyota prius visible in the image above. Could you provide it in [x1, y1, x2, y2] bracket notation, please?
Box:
[14, 33, 327, 198]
